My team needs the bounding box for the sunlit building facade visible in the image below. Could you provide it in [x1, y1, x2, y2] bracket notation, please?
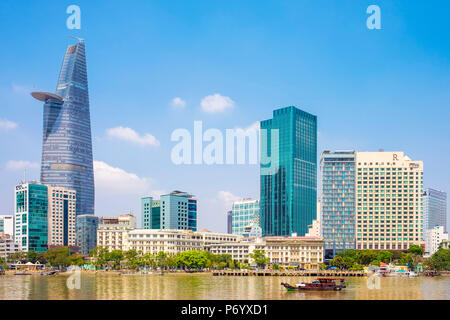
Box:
[32, 39, 94, 216]
[260, 106, 317, 236]
[355, 152, 424, 251]
[320, 150, 356, 259]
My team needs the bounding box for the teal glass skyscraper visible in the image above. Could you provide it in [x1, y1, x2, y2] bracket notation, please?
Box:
[32, 39, 94, 216]
[260, 106, 317, 236]
[14, 183, 48, 253]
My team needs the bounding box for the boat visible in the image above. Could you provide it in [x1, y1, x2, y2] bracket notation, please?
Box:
[14, 272, 32, 275]
[424, 270, 440, 277]
[281, 278, 347, 291]
[40, 270, 58, 276]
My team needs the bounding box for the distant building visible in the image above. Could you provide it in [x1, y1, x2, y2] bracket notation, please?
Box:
[232, 199, 260, 236]
[161, 191, 197, 231]
[260, 106, 317, 236]
[423, 188, 447, 233]
[14, 182, 48, 253]
[355, 152, 423, 251]
[207, 236, 324, 269]
[0, 238, 20, 259]
[47, 186, 76, 247]
[305, 198, 321, 238]
[125, 229, 241, 255]
[97, 214, 137, 251]
[141, 196, 153, 229]
[227, 211, 232, 234]
[425, 225, 448, 256]
[0, 215, 14, 239]
[321, 150, 356, 258]
[76, 214, 99, 255]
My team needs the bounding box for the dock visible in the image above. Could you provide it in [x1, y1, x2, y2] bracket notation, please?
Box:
[212, 270, 366, 277]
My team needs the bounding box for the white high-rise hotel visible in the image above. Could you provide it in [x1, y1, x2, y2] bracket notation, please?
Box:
[355, 152, 423, 251]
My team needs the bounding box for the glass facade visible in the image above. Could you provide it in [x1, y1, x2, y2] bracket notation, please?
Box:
[320, 150, 356, 259]
[35, 40, 94, 216]
[260, 106, 317, 236]
[141, 197, 152, 229]
[231, 199, 260, 236]
[144, 191, 197, 231]
[76, 214, 99, 255]
[14, 183, 48, 253]
[423, 188, 447, 233]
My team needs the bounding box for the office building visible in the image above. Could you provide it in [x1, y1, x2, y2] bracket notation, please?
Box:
[31, 39, 95, 216]
[423, 189, 447, 232]
[0, 215, 14, 239]
[160, 191, 197, 231]
[425, 225, 448, 256]
[227, 211, 232, 234]
[47, 186, 76, 247]
[355, 152, 423, 251]
[76, 214, 99, 255]
[141, 196, 152, 229]
[320, 150, 356, 258]
[260, 106, 317, 236]
[231, 199, 260, 236]
[14, 182, 48, 253]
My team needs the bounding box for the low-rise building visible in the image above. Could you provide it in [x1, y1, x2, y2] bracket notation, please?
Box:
[207, 235, 324, 269]
[425, 225, 449, 256]
[125, 229, 241, 255]
[97, 214, 137, 251]
[0, 237, 20, 259]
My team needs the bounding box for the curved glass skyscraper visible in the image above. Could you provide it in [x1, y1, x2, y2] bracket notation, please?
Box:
[32, 39, 94, 216]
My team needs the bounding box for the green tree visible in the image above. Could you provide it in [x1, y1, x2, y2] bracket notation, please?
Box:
[376, 251, 393, 263]
[44, 247, 71, 268]
[249, 250, 269, 269]
[7, 251, 28, 264]
[408, 244, 424, 256]
[426, 249, 450, 271]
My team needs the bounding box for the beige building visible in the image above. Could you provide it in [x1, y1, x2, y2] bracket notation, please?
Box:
[207, 236, 324, 269]
[47, 186, 76, 247]
[0, 238, 20, 259]
[97, 214, 137, 251]
[126, 229, 241, 255]
[355, 151, 423, 251]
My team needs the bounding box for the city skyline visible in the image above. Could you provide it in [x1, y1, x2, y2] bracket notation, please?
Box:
[1, 1, 449, 233]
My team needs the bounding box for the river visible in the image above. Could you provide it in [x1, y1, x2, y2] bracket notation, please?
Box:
[0, 273, 449, 300]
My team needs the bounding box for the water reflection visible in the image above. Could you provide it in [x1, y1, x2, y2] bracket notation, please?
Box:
[0, 274, 449, 300]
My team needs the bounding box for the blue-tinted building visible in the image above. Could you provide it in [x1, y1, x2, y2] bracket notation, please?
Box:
[14, 182, 48, 253]
[76, 214, 99, 255]
[320, 150, 356, 259]
[32, 39, 95, 216]
[143, 191, 197, 231]
[231, 199, 260, 236]
[260, 106, 317, 236]
[423, 188, 447, 233]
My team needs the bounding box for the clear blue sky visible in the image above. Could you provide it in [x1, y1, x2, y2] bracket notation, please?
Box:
[0, 0, 449, 232]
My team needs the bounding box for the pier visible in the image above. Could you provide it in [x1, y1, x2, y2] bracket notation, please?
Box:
[212, 270, 366, 277]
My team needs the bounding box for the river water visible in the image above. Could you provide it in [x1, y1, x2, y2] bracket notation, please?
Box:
[0, 273, 449, 300]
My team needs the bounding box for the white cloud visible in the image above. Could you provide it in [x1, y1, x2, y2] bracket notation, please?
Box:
[5, 160, 39, 170]
[94, 160, 163, 196]
[106, 126, 160, 147]
[93, 160, 165, 219]
[12, 83, 32, 95]
[216, 190, 241, 209]
[0, 119, 18, 131]
[201, 94, 235, 113]
[235, 121, 260, 134]
[171, 97, 186, 108]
